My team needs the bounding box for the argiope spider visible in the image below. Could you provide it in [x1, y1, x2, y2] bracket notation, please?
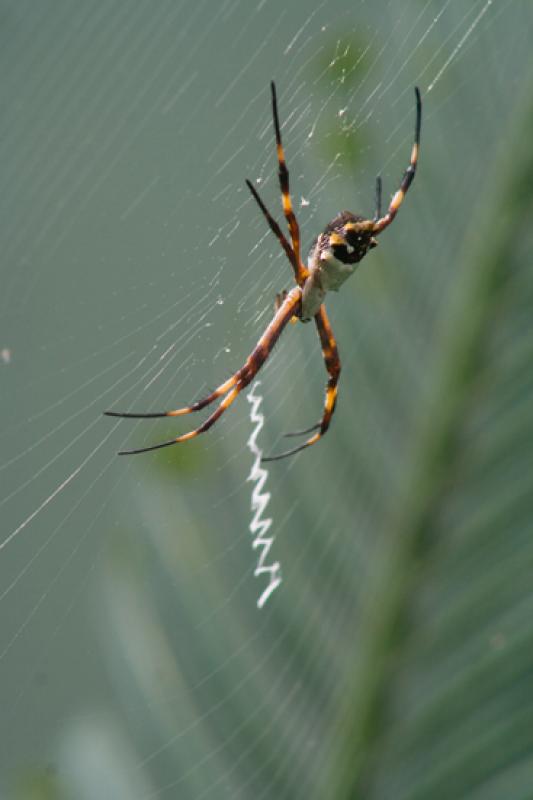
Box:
[105, 82, 422, 461]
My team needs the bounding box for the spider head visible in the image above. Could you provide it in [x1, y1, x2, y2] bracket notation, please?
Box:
[324, 211, 378, 265]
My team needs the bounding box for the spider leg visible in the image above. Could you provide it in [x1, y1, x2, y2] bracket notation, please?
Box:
[262, 304, 340, 462]
[116, 386, 240, 454]
[270, 81, 308, 285]
[104, 375, 239, 420]
[283, 423, 320, 438]
[245, 179, 300, 282]
[116, 287, 303, 455]
[373, 87, 421, 234]
[374, 175, 383, 220]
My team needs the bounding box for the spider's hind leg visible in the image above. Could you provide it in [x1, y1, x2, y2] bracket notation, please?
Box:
[111, 287, 303, 455]
[104, 374, 238, 420]
[283, 423, 320, 438]
[262, 305, 340, 462]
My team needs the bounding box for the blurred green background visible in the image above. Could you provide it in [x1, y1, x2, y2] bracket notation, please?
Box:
[2, 0, 533, 798]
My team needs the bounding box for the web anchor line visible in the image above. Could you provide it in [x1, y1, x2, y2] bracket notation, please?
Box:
[246, 381, 281, 608]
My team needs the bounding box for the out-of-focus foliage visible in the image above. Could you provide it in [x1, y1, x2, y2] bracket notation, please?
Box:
[313, 34, 372, 170]
[336, 74, 533, 800]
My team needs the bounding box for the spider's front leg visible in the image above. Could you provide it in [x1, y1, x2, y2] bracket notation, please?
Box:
[263, 304, 340, 462]
[105, 287, 303, 455]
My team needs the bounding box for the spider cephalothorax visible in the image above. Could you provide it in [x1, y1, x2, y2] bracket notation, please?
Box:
[106, 83, 421, 461]
[323, 212, 378, 264]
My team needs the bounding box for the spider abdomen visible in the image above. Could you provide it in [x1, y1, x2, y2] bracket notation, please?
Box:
[318, 250, 361, 291]
[301, 272, 326, 321]
[301, 251, 357, 320]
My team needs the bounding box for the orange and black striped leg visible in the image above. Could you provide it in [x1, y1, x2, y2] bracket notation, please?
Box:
[373, 86, 421, 234]
[262, 304, 340, 462]
[112, 287, 303, 455]
[270, 81, 308, 285]
[104, 374, 239, 421]
[245, 179, 300, 283]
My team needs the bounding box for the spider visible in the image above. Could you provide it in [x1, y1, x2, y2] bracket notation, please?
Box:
[105, 82, 422, 461]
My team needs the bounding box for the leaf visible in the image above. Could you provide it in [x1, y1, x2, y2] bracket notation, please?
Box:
[334, 73, 533, 800]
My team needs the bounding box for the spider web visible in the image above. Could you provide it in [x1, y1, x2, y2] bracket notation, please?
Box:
[1, 1, 531, 797]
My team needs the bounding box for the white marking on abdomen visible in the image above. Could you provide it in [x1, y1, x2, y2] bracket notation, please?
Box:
[301, 251, 359, 319]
